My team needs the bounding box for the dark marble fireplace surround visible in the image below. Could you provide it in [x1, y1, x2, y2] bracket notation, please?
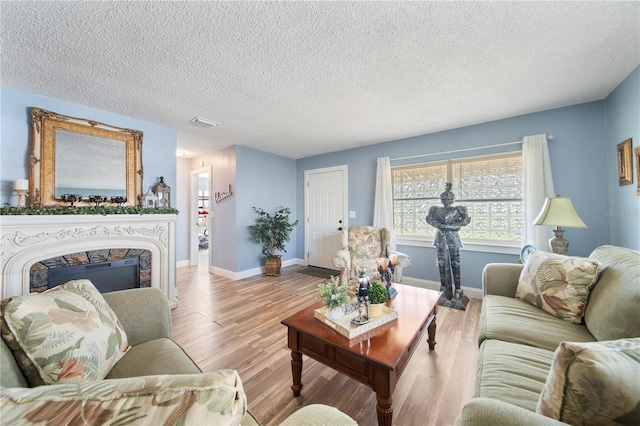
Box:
[30, 248, 152, 293]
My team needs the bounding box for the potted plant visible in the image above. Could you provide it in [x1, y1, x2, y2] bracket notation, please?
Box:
[317, 276, 351, 320]
[250, 206, 299, 276]
[368, 280, 388, 318]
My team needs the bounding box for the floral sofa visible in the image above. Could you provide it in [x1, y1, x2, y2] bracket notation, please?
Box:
[456, 245, 640, 425]
[332, 225, 411, 284]
[0, 281, 356, 425]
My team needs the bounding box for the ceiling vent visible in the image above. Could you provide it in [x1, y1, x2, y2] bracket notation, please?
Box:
[190, 117, 220, 127]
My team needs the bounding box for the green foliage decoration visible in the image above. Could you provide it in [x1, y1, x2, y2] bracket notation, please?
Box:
[317, 276, 351, 310]
[0, 206, 179, 216]
[250, 206, 299, 259]
[369, 281, 388, 304]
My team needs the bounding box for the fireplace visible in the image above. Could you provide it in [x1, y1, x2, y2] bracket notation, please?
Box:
[1, 214, 177, 307]
[30, 248, 151, 294]
[49, 258, 140, 293]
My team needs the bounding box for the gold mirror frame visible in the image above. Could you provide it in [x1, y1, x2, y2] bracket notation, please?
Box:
[29, 107, 143, 207]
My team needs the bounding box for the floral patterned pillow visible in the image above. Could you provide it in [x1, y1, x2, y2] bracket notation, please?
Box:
[515, 250, 602, 323]
[537, 338, 640, 424]
[1, 279, 129, 386]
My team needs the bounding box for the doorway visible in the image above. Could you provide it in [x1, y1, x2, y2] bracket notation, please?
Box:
[190, 167, 211, 269]
[304, 165, 348, 269]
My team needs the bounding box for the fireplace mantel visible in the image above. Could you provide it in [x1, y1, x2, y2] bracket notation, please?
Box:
[0, 214, 177, 307]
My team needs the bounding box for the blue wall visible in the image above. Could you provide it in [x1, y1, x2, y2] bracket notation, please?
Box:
[4, 65, 638, 287]
[0, 87, 177, 205]
[183, 145, 297, 274]
[176, 157, 191, 263]
[236, 146, 298, 271]
[296, 101, 615, 289]
[604, 66, 640, 249]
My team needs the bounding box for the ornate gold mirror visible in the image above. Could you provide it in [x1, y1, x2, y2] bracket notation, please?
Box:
[29, 107, 143, 207]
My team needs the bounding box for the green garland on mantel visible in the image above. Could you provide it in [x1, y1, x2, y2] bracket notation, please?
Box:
[1, 206, 179, 216]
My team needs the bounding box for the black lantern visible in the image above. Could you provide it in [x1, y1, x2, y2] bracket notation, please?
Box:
[152, 176, 171, 208]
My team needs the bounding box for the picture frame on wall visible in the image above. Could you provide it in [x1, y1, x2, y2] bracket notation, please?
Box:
[617, 138, 633, 186]
[635, 145, 640, 195]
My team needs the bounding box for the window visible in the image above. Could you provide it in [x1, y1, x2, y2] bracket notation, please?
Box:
[392, 152, 523, 248]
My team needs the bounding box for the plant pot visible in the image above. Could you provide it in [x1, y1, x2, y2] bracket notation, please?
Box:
[369, 303, 385, 318]
[265, 255, 282, 276]
[327, 307, 343, 320]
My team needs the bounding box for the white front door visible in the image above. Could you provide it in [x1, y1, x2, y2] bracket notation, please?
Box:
[305, 166, 348, 269]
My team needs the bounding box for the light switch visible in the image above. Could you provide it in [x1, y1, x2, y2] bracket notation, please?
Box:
[349, 211, 356, 218]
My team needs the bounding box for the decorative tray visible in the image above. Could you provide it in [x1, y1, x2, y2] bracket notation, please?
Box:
[314, 305, 398, 344]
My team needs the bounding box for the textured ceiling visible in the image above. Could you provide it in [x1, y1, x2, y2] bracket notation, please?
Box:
[2, 1, 639, 159]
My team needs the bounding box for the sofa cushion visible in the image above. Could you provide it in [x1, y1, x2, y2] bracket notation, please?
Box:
[280, 404, 358, 425]
[474, 340, 555, 412]
[478, 295, 596, 351]
[1, 280, 129, 386]
[0, 369, 247, 425]
[584, 245, 640, 341]
[106, 338, 201, 379]
[515, 250, 602, 324]
[537, 338, 640, 425]
[1, 337, 28, 388]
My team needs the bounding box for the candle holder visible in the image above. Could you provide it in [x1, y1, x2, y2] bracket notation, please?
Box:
[89, 195, 107, 207]
[111, 196, 127, 207]
[15, 189, 29, 208]
[60, 194, 82, 207]
[14, 179, 30, 208]
[376, 253, 398, 300]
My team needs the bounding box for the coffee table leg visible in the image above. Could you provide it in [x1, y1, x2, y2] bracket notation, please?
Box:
[290, 350, 303, 396]
[427, 306, 437, 350]
[376, 394, 393, 426]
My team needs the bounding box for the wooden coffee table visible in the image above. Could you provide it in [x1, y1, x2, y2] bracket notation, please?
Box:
[281, 284, 440, 426]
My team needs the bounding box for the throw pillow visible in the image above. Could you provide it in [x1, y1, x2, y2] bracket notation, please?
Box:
[1, 279, 129, 386]
[537, 338, 640, 425]
[515, 250, 602, 323]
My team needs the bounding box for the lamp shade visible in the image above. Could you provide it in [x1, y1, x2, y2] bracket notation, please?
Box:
[533, 197, 587, 228]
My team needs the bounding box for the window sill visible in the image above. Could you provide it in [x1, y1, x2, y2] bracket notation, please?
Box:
[396, 236, 521, 255]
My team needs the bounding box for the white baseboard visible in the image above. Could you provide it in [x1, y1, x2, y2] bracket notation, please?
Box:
[210, 258, 306, 281]
[401, 276, 483, 300]
[176, 260, 191, 269]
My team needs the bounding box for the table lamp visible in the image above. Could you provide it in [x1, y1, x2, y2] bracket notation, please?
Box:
[533, 196, 586, 255]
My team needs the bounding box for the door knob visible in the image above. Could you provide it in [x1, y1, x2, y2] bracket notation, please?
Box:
[338, 227, 343, 231]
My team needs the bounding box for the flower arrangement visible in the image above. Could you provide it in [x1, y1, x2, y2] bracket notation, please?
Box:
[369, 281, 388, 305]
[317, 276, 351, 310]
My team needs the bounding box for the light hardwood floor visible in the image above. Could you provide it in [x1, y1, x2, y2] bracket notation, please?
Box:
[174, 262, 481, 426]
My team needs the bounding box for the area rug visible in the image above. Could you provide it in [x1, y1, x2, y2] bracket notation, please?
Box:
[297, 266, 340, 279]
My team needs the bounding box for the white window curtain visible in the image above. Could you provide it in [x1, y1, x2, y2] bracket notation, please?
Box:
[523, 134, 555, 251]
[373, 157, 396, 251]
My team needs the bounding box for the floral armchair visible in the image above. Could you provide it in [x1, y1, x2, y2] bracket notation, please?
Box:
[332, 226, 411, 284]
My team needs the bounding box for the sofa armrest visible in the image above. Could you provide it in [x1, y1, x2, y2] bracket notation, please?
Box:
[391, 250, 411, 269]
[103, 287, 172, 346]
[455, 398, 566, 426]
[1, 370, 247, 426]
[332, 249, 351, 284]
[391, 250, 411, 283]
[482, 263, 523, 298]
